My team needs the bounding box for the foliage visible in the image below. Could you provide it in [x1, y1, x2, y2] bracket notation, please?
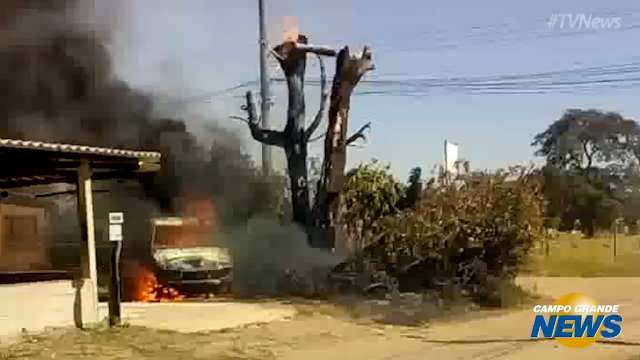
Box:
[389, 167, 542, 276]
[400, 167, 423, 209]
[341, 161, 405, 251]
[541, 166, 612, 235]
[532, 109, 637, 175]
[340, 164, 544, 302]
[533, 109, 640, 236]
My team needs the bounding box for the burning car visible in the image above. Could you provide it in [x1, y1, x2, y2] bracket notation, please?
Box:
[150, 217, 232, 294]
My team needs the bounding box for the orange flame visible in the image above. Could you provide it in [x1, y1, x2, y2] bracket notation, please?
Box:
[172, 195, 220, 247]
[126, 196, 222, 302]
[135, 267, 184, 302]
[282, 16, 299, 42]
[181, 196, 217, 227]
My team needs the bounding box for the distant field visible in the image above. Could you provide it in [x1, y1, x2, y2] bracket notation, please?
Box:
[522, 232, 640, 277]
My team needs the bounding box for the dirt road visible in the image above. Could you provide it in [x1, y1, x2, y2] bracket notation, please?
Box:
[4, 277, 640, 359]
[96, 301, 296, 333]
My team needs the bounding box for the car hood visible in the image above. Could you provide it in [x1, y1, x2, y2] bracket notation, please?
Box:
[152, 247, 232, 271]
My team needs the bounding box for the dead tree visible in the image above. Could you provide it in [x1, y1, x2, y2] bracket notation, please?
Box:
[239, 35, 330, 230]
[312, 46, 374, 249]
[238, 34, 373, 248]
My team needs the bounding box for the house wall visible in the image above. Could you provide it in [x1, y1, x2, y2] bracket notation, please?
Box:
[0, 199, 100, 341]
[0, 281, 76, 341]
[0, 280, 103, 342]
[0, 203, 49, 271]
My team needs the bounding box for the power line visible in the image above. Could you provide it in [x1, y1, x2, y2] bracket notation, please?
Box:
[155, 81, 257, 107]
[153, 60, 640, 106]
[150, 5, 640, 105]
[276, 61, 640, 96]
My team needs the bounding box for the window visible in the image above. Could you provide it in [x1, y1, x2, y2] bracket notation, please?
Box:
[153, 224, 208, 248]
[3, 215, 38, 245]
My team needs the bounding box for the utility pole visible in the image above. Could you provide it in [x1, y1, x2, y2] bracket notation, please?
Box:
[258, 0, 272, 175]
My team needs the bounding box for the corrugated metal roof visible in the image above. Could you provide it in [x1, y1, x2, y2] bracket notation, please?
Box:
[0, 138, 161, 159]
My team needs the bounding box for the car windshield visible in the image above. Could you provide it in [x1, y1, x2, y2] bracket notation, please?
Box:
[153, 224, 211, 248]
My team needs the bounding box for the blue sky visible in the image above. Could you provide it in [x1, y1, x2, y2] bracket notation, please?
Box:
[104, 0, 640, 180]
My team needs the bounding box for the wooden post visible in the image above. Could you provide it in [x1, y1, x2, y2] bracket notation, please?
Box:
[76, 159, 98, 327]
[108, 212, 124, 326]
[612, 221, 618, 262]
[545, 235, 550, 257]
[108, 239, 122, 326]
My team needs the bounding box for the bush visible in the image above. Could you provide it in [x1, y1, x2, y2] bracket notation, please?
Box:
[544, 216, 561, 230]
[341, 161, 405, 253]
[341, 166, 545, 302]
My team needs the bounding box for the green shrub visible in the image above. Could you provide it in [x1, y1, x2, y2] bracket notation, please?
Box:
[341, 165, 545, 303]
[545, 216, 561, 230]
[341, 161, 405, 252]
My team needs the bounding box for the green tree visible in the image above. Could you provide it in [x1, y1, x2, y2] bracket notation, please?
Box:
[532, 109, 636, 178]
[341, 161, 405, 251]
[401, 167, 423, 209]
[533, 109, 640, 236]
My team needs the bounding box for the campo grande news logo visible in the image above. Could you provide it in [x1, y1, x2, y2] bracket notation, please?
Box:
[530, 293, 623, 348]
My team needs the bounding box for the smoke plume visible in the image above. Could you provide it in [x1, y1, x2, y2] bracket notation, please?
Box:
[1, 0, 338, 299]
[0, 0, 168, 148]
[225, 217, 342, 297]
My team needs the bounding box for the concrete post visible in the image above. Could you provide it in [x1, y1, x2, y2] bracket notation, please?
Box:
[75, 159, 98, 327]
[258, 0, 272, 175]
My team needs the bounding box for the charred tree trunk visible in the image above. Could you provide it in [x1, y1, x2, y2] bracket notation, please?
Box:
[238, 33, 372, 249]
[239, 35, 329, 237]
[276, 37, 310, 226]
[313, 47, 374, 250]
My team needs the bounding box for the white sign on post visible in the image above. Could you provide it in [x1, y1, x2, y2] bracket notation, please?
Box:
[109, 212, 124, 242]
[109, 224, 122, 241]
[109, 212, 124, 224]
[444, 140, 459, 175]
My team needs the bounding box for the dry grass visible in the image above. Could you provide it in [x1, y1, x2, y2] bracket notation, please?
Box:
[0, 324, 273, 360]
[522, 232, 640, 277]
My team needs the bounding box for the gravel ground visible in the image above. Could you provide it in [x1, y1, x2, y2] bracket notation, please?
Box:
[2, 277, 640, 360]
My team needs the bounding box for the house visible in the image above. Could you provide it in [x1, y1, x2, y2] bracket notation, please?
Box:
[0, 193, 57, 272]
[0, 138, 161, 337]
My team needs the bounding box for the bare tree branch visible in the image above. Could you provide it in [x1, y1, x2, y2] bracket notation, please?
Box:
[294, 43, 337, 57]
[242, 91, 285, 147]
[304, 54, 328, 141]
[308, 132, 326, 143]
[345, 122, 371, 146]
[269, 48, 284, 61]
[329, 46, 375, 92]
[273, 38, 336, 65]
[230, 115, 249, 124]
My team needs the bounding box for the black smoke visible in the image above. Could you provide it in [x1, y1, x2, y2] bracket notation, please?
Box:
[0, 0, 272, 211]
[0, 1, 156, 147]
[0, 0, 281, 269]
[0, 1, 337, 298]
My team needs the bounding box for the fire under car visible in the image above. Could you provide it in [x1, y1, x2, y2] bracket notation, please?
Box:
[150, 217, 232, 294]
